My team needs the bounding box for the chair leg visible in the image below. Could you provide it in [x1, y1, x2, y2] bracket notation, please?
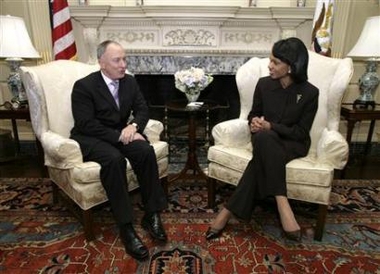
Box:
[314, 204, 328, 241]
[49, 182, 96, 241]
[51, 181, 59, 204]
[207, 177, 216, 208]
[161, 176, 169, 197]
[83, 209, 96, 241]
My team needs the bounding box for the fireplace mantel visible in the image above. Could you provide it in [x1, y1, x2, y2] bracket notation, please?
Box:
[70, 5, 314, 74]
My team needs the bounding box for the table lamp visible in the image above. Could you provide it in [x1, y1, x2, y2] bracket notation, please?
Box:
[0, 15, 40, 108]
[347, 15, 380, 110]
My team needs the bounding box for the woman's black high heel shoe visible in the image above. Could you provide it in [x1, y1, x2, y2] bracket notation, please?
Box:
[283, 229, 302, 242]
[205, 227, 224, 240]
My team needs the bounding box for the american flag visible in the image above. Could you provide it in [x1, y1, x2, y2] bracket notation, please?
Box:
[49, 0, 77, 60]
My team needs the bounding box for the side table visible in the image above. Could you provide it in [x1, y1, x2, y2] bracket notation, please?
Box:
[0, 107, 45, 175]
[0, 107, 31, 154]
[340, 103, 380, 155]
[165, 100, 224, 183]
[340, 103, 380, 178]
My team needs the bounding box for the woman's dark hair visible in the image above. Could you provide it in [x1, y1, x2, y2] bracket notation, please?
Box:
[272, 37, 309, 83]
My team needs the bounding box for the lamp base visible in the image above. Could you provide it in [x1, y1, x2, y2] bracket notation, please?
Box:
[353, 99, 376, 110]
[6, 58, 29, 107]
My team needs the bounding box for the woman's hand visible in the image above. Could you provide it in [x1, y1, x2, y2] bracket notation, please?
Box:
[250, 116, 271, 132]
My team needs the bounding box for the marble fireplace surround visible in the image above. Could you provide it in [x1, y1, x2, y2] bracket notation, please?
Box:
[70, 5, 315, 131]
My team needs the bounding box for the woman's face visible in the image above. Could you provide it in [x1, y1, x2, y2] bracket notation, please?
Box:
[268, 54, 290, 80]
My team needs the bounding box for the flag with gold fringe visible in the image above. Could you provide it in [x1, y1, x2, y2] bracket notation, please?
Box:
[49, 0, 77, 60]
[311, 0, 334, 57]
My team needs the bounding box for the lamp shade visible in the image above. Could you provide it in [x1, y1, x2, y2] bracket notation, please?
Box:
[0, 15, 40, 59]
[347, 15, 380, 58]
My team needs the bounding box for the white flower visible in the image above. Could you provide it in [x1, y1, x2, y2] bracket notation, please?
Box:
[174, 67, 213, 95]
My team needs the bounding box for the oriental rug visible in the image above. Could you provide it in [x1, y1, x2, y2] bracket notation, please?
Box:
[0, 178, 379, 274]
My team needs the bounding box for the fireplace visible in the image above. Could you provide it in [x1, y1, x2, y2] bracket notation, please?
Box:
[136, 74, 240, 117]
[135, 73, 240, 143]
[126, 54, 248, 142]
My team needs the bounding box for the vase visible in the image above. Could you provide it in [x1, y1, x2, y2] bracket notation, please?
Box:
[185, 92, 200, 103]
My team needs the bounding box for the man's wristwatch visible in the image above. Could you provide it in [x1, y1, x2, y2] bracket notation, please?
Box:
[131, 122, 139, 131]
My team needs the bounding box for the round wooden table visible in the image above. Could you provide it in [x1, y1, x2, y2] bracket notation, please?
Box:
[165, 99, 222, 183]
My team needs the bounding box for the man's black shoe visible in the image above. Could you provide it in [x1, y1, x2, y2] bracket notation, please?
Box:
[120, 224, 149, 260]
[141, 212, 167, 242]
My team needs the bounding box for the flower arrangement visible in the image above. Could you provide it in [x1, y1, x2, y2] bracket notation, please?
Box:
[174, 67, 213, 96]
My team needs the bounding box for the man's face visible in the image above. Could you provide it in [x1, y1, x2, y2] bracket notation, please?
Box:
[268, 54, 290, 80]
[99, 43, 127, 80]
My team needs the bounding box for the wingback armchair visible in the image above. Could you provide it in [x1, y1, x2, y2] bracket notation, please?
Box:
[207, 51, 353, 241]
[20, 60, 169, 241]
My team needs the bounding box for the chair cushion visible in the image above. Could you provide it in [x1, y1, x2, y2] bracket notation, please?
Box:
[49, 167, 109, 210]
[286, 156, 334, 187]
[72, 140, 168, 184]
[207, 145, 252, 174]
[208, 144, 334, 188]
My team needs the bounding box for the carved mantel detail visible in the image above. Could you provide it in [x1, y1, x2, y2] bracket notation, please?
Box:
[70, 5, 314, 74]
[164, 28, 216, 47]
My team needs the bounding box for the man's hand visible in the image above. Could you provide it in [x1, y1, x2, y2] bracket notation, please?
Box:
[250, 116, 271, 133]
[119, 124, 145, 145]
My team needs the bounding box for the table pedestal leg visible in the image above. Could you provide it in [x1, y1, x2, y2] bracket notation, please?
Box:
[168, 113, 207, 183]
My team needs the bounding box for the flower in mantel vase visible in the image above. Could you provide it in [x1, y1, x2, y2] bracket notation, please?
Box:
[174, 67, 213, 103]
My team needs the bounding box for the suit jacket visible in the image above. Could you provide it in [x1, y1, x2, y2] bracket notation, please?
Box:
[70, 71, 149, 157]
[248, 76, 319, 157]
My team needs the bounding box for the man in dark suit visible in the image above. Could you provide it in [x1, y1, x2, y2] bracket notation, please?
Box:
[70, 40, 168, 260]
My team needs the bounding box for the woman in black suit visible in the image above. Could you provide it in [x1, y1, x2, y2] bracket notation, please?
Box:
[70, 40, 168, 260]
[206, 37, 319, 241]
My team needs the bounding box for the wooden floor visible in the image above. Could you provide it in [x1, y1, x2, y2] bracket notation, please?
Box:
[0, 142, 379, 179]
[337, 155, 380, 179]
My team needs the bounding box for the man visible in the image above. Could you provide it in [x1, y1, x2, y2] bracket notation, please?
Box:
[70, 40, 168, 260]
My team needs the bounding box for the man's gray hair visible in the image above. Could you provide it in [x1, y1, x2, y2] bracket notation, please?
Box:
[97, 40, 122, 59]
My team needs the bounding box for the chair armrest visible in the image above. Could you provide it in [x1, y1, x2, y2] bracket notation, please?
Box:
[144, 119, 164, 143]
[212, 118, 251, 148]
[316, 128, 349, 170]
[41, 130, 83, 169]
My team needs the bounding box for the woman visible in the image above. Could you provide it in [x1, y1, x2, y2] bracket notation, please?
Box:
[205, 37, 319, 241]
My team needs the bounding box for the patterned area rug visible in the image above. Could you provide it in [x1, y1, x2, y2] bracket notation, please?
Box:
[0, 178, 379, 273]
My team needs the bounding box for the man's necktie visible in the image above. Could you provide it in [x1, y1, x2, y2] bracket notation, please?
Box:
[110, 80, 119, 108]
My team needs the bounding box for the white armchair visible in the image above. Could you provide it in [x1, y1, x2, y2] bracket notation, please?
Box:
[207, 51, 353, 241]
[20, 60, 169, 241]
